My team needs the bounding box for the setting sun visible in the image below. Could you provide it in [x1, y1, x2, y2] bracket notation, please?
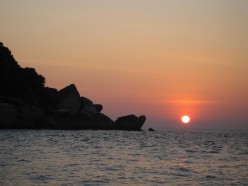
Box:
[181, 115, 190, 124]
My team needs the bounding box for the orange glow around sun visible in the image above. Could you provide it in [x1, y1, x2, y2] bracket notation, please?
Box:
[181, 115, 190, 124]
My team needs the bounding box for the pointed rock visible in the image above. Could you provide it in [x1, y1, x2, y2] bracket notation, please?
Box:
[57, 84, 80, 115]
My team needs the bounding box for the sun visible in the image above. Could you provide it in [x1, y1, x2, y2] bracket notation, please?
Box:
[181, 115, 190, 124]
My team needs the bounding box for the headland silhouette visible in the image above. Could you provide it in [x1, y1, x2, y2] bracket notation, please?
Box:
[0, 42, 146, 130]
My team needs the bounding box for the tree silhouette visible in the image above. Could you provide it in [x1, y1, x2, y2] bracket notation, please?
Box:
[0, 42, 45, 104]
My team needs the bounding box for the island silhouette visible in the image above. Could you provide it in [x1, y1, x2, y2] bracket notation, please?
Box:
[0, 42, 146, 130]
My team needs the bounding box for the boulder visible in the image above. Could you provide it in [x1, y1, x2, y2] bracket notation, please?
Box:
[96, 113, 115, 129]
[51, 107, 114, 130]
[79, 111, 114, 129]
[148, 128, 155, 131]
[94, 104, 103, 113]
[43, 87, 58, 96]
[0, 97, 49, 129]
[115, 114, 146, 131]
[42, 87, 58, 101]
[83, 105, 98, 114]
[51, 111, 89, 129]
[18, 104, 49, 128]
[80, 96, 93, 107]
[0, 101, 20, 128]
[79, 97, 103, 114]
[57, 84, 80, 115]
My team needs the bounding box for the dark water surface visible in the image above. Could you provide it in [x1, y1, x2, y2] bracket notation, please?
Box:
[0, 129, 247, 185]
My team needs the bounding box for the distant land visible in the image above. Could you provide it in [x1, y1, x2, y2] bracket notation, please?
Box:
[0, 42, 146, 130]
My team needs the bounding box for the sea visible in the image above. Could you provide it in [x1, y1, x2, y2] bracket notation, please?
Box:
[0, 129, 247, 185]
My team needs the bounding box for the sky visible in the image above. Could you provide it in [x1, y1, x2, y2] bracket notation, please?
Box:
[1, 0, 247, 129]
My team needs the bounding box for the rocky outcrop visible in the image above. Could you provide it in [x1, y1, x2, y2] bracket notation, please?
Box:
[57, 84, 80, 116]
[48, 85, 116, 129]
[115, 115, 146, 131]
[0, 42, 147, 130]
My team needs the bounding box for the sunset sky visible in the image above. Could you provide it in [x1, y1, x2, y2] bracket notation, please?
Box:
[1, 0, 247, 129]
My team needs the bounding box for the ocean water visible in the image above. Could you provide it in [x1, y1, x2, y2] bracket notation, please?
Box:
[0, 129, 247, 185]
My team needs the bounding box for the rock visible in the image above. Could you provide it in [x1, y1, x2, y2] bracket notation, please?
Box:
[57, 84, 80, 115]
[94, 104, 103, 113]
[79, 97, 102, 114]
[18, 104, 49, 128]
[0, 97, 25, 107]
[42, 87, 58, 100]
[148, 128, 155, 131]
[0, 97, 50, 129]
[79, 111, 114, 129]
[96, 113, 115, 129]
[0, 101, 20, 128]
[115, 114, 146, 131]
[40, 87, 59, 110]
[80, 97, 93, 107]
[51, 111, 89, 129]
[84, 105, 98, 114]
[51, 105, 114, 130]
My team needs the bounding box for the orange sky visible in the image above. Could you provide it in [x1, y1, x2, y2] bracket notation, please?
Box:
[1, 0, 247, 129]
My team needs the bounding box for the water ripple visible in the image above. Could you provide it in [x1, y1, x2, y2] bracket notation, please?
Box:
[0, 129, 247, 185]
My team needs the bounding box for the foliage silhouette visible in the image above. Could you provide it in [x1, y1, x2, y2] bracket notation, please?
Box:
[0, 42, 45, 104]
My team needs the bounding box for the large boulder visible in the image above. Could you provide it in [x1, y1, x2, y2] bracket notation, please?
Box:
[80, 96, 93, 106]
[0, 97, 49, 129]
[115, 115, 146, 131]
[18, 105, 49, 128]
[57, 84, 80, 115]
[36, 87, 59, 112]
[79, 97, 103, 114]
[51, 110, 89, 129]
[96, 113, 115, 129]
[79, 111, 114, 129]
[94, 104, 103, 113]
[51, 105, 114, 130]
